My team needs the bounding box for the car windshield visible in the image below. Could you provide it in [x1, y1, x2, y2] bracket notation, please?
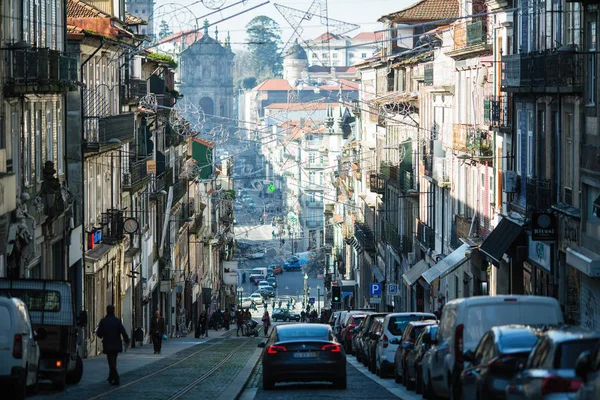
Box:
[499, 330, 539, 351]
[278, 325, 331, 342]
[388, 315, 426, 336]
[411, 325, 429, 340]
[555, 339, 599, 369]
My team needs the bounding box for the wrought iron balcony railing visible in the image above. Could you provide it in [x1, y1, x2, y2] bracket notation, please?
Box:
[416, 220, 434, 249]
[123, 155, 152, 191]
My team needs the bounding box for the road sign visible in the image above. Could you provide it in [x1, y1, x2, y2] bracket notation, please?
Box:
[370, 297, 382, 304]
[388, 284, 398, 294]
[268, 184, 275, 193]
[309, 297, 315, 304]
[370, 283, 382, 296]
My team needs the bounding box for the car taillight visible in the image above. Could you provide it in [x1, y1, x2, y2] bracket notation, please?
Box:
[267, 345, 287, 354]
[322, 344, 341, 352]
[455, 324, 464, 363]
[13, 334, 23, 359]
[541, 376, 582, 395]
[382, 334, 389, 348]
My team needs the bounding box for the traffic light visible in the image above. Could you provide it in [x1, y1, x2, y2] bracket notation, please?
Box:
[332, 286, 341, 306]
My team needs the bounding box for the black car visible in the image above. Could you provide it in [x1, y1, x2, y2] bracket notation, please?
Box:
[461, 325, 540, 400]
[259, 323, 347, 389]
[354, 313, 387, 364]
[257, 287, 275, 298]
[395, 319, 438, 387]
[404, 324, 438, 393]
[272, 308, 300, 322]
[365, 318, 385, 373]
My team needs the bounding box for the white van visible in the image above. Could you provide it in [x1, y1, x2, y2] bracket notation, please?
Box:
[427, 295, 563, 399]
[250, 267, 267, 284]
[0, 297, 46, 399]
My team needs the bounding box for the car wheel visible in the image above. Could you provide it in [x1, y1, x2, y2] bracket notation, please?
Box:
[394, 366, 401, 383]
[416, 368, 423, 394]
[263, 373, 275, 390]
[66, 354, 84, 384]
[333, 374, 347, 389]
[285, 318, 289, 322]
[377, 363, 386, 378]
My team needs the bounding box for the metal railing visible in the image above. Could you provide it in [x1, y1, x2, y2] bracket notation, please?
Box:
[4, 47, 78, 90]
[501, 52, 583, 91]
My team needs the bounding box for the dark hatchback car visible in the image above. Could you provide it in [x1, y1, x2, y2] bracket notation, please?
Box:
[394, 319, 438, 386]
[404, 324, 438, 392]
[461, 325, 540, 400]
[354, 313, 387, 363]
[272, 308, 300, 322]
[365, 318, 385, 373]
[259, 323, 347, 389]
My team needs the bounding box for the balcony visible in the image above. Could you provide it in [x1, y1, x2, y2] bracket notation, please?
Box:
[501, 52, 583, 93]
[401, 169, 415, 192]
[423, 156, 433, 178]
[416, 220, 434, 249]
[452, 124, 470, 152]
[582, 145, 600, 175]
[466, 129, 494, 158]
[3, 47, 78, 95]
[380, 162, 399, 182]
[130, 79, 147, 98]
[385, 224, 402, 254]
[486, 95, 512, 132]
[354, 222, 375, 252]
[368, 171, 385, 194]
[446, 20, 491, 58]
[101, 209, 125, 245]
[305, 200, 323, 208]
[123, 155, 152, 192]
[188, 213, 203, 234]
[526, 177, 554, 212]
[172, 180, 186, 205]
[99, 113, 135, 143]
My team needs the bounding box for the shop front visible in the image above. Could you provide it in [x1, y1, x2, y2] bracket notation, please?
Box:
[566, 246, 600, 330]
[525, 235, 554, 297]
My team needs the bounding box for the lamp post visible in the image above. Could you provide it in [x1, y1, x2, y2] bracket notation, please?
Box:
[303, 273, 308, 310]
[237, 287, 243, 308]
[317, 285, 321, 315]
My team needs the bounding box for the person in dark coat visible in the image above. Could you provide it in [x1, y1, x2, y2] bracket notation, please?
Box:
[96, 305, 129, 385]
[199, 311, 208, 337]
[150, 310, 166, 354]
[236, 310, 245, 336]
[223, 310, 231, 330]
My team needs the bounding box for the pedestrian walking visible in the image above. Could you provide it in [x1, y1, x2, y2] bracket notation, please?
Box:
[223, 310, 231, 330]
[150, 310, 166, 354]
[262, 310, 271, 337]
[244, 308, 252, 323]
[96, 305, 129, 386]
[199, 311, 208, 337]
[301, 310, 306, 322]
[236, 310, 245, 336]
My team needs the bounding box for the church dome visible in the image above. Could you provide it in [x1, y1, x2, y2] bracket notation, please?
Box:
[285, 42, 308, 60]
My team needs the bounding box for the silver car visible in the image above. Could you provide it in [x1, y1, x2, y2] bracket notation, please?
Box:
[574, 340, 600, 400]
[506, 327, 600, 400]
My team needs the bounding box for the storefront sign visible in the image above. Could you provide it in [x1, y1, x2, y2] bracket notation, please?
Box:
[528, 235, 552, 273]
[531, 212, 557, 241]
[559, 215, 580, 252]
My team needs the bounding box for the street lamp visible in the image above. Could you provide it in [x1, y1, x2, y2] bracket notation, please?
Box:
[303, 273, 308, 310]
[317, 285, 321, 315]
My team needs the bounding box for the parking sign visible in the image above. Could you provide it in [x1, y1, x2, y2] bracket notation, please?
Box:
[370, 283, 382, 296]
[388, 284, 398, 294]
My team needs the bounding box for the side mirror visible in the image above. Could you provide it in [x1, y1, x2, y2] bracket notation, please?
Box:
[575, 350, 591, 381]
[78, 310, 88, 327]
[34, 327, 48, 341]
[389, 338, 400, 345]
[257, 342, 266, 348]
[463, 349, 476, 363]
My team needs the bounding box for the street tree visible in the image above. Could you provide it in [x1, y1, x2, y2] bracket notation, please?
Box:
[158, 20, 172, 40]
[245, 16, 283, 79]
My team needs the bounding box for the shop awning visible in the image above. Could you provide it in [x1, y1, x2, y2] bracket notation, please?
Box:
[479, 217, 523, 263]
[402, 260, 429, 287]
[422, 243, 471, 285]
[371, 265, 385, 282]
[566, 247, 600, 277]
[85, 243, 114, 262]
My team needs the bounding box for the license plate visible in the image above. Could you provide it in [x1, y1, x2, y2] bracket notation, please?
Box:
[293, 352, 317, 358]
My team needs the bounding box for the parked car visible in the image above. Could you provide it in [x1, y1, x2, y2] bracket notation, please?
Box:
[0, 280, 87, 390]
[376, 312, 437, 379]
[328, 311, 341, 327]
[247, 252, 265, 260]
[574, 340, 600, 400]
[0, 296, 46, 399]
[406, 324, 438, 394]
[506, 327, 600, 400]
[365, 318, 385, 373]
[461, 325, 541, 400]
[259, 323, 347, 389]
[427, 295, 564, 400]
[354, 313, 388, 364]
[394, 319, 438, 384]
[338, 311, 371, 342]
[341, 314, 368, 354]
[249, 267, 267, 283]
[258, 281, 271, 290]
[272, 309, 300, 322]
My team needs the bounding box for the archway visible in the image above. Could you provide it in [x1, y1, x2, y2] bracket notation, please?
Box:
[199, 97, 214, 116]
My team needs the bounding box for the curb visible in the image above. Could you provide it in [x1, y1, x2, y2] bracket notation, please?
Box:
[219, 345, 263, 400]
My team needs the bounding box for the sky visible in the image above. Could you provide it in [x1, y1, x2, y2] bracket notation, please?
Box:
[152, 0, 414, 51]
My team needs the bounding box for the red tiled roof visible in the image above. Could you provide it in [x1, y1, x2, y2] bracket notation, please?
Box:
[67, 0, 111, 19]
[125, 12, 146, 25]
[352, 32, 384, 41]
[379, 0, 460, 23]
[191, 137, 215, 148]
[307, 65, 357, 73]
[265, 103, 331, 111]
[253, 79, 295, 91]
[158, 29, 204, 46]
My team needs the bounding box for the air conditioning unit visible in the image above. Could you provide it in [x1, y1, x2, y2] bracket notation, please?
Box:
[407, 252, 416, 265]
[502, 171, 517, 193]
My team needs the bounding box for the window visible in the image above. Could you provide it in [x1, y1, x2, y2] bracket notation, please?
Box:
[349, 53, 354, 58]
[332, 53, 338, 59]
[10, 111, 18, 175]
[527, 109, 534, 177]
[46, 107, 53, 166]
[361, 53, 367, 58]
[24, 110, 31, 186]
[565, 112, 574, 189]
[23, 0, 30, 43]
[309, 171, 315, 184]
[312, 53, 317, 58]
[57, 101, 63, 174]
[322, 53, 327, 59]
[586, 185, 600, 223]
[565, 3, 582, 47]
[46, 0, 52, 47]
[587, 20, 597, 105]
[35, 109, 42, 182]
[309, 152, 315, 165]
[516, 109, 522, 175]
